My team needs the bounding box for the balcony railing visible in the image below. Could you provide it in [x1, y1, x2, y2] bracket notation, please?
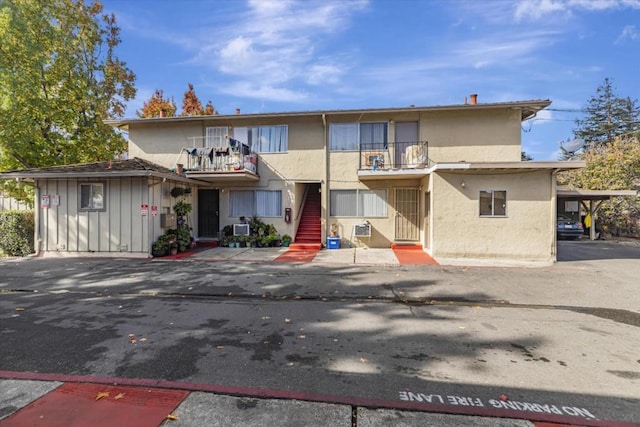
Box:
[359, 141, 429, 170]
[177, 137, 258, 174]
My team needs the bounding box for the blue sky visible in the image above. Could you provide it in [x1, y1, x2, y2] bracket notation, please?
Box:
[103, 0, 640, 160]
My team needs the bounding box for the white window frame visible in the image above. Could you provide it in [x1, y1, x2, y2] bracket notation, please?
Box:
[329, 122, 388, 151]
[479, 190, 507, 217]
[229, 190, 282, 218]
[243, 125, 288, 153]
[79, 182, 105, 211]
[330, 189, 388, 217]
[205, 126, 228, 149]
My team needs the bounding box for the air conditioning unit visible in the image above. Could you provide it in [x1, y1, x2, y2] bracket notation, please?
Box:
[233, 223, 250, 236]
[354, 223, 371, 237]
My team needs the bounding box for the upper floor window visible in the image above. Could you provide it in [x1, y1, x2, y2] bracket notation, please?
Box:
[79, 183, 105, 211]
[234, 125, 287, 153]
[329, 122, 387, 151]
[479, 190, 506, 217]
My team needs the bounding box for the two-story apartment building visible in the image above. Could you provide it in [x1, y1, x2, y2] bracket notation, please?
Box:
[0, 98, 585, 264]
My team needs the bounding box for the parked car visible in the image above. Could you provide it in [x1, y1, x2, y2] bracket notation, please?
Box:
[557, 215, 583, 240]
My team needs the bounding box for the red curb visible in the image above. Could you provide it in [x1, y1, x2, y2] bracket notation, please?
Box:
[0, 371, 633, 427]
[1, 382, 188, 427]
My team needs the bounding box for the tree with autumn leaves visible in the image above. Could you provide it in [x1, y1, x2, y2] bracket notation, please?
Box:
[137, 83, 216, 118]
[0, 0, 136, 202]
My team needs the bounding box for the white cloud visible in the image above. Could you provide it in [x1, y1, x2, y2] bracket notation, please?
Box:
[616, 25, 639, 42]
[219, 82, 308, 103]
[197, 0, 368, 101]
[514, 0, 640, 21]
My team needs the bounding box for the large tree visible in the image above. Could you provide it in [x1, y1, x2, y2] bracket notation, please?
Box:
[0, 0, 136, 179]
[574, 78, 640, 151]
[136, 89, 176, 118]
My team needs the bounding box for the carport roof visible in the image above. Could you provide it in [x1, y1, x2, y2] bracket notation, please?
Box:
[430, 160, 585, 174]
[557, 188, 639, 201]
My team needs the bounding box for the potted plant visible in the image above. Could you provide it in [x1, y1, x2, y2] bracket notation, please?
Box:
[282, 234, 292, 247]
[261, 232, 278, 247]
[173, 200, 192, 217]
[152, 235, 170, 257]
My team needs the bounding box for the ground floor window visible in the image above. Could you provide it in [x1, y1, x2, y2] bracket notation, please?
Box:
[479, 190, 507, 216]
[229, 190, 282, 217]
[79, 183, 105, 211]
[330, 189, 387, 217]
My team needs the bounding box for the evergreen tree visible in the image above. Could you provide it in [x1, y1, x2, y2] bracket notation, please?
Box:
[136, 89, 176, 118]
[574, 78, 640, 150]
[521, 151, 533, 161]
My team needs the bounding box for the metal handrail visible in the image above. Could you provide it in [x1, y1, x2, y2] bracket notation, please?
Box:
[359, 141, 429, 169]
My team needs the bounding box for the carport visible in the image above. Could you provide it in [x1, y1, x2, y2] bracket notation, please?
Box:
[557, 188, 639, 240]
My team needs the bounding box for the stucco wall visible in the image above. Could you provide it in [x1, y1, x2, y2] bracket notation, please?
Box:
[430, 171, 555, 262]
[422, 109, 522, 163]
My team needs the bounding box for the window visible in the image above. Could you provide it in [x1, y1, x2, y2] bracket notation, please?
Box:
[330, 189, 388, 217]
[242, 125, 287, 153]
[80, 183, 105, 210]
[329, 122, 387, 151]
[229, 190, 282, 217]
[205, 127, 228, 149]
[479, 190, 507, 217]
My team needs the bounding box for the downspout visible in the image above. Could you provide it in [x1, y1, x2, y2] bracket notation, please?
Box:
[551, 169, 558, 261]
[322, 113, 328, 242]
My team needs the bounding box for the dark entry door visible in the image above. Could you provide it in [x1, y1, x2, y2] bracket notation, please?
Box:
[198, 189, 219, 238]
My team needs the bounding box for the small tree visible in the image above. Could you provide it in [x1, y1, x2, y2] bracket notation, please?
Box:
[204, 101, 216, 115]
[136, 89, 176, 118]
[181, 83, 204, 116]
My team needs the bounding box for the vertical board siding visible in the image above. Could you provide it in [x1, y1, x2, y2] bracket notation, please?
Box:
[36, 177, 154, 255]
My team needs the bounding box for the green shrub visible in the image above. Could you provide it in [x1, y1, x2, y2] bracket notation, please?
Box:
[0, 210, 35, 256]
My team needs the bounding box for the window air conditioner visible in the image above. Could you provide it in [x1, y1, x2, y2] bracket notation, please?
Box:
[233, 224, 250, 236]
[354, 223, 371, 237]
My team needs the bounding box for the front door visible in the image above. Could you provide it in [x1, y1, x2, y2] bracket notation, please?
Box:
[198, 189, 219, 238]
[395, 188, 419, 241]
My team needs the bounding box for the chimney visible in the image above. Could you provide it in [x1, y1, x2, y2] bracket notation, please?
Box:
[470, 94, 478, 105]
[235, 108, 241, 115]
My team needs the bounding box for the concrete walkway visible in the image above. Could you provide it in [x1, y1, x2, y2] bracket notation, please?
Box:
[178, 246, 433, 265]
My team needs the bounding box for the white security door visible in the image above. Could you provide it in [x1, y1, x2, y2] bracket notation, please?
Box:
[395, 188, 419, 241]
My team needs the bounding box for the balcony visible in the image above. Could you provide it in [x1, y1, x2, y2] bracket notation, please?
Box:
[177, 137, 259, 182]
[358, 141, 430, 180]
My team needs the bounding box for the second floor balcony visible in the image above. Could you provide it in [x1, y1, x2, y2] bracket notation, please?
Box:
[177, 136, 259, 182]
[358, 141, 430, 180]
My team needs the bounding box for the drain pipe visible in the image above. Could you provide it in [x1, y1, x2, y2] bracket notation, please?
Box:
[551, 169, 558, 260]
[322, 113, 328, 242]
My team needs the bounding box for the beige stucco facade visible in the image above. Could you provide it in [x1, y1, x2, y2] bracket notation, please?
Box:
[2, 100, 586, 264]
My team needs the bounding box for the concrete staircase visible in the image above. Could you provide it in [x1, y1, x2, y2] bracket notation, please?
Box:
[290, 186, 322, 250]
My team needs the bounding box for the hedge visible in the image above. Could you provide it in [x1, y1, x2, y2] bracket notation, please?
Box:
[0, 210, 35, 257]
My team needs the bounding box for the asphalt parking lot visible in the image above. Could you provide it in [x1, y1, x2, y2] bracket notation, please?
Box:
[1, 239, 639, 425]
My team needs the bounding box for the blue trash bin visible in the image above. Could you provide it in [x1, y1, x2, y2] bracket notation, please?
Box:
[327, 236, 340, 249]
